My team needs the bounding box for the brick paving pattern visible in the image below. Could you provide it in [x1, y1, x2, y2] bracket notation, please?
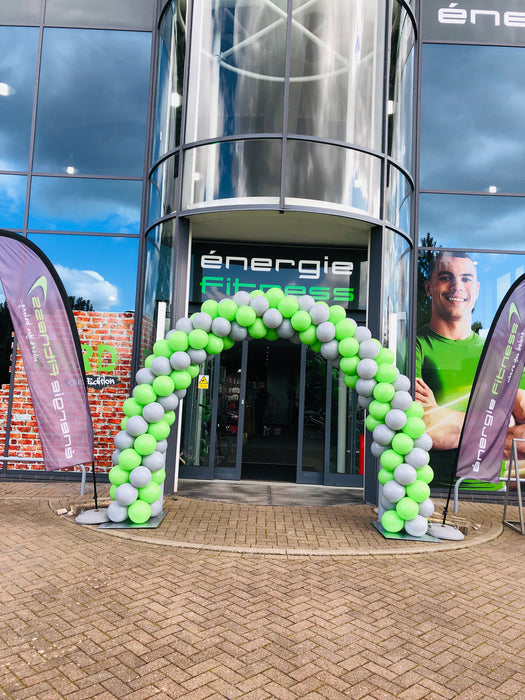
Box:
[1, 481, 524, 699]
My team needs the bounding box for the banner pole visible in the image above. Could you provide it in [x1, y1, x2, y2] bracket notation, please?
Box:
[91, 461, 99, 510]
[441, 455, 458, 525]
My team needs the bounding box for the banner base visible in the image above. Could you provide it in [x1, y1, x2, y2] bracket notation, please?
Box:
[75, 508, 109, 525]
[428, 523, 465, 540]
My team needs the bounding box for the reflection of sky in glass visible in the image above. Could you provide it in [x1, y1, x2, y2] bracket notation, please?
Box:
[421, 44, 525, 193]
[28, 177, 143, 233]
[0, 174, 27, 229]
[33, 28, 151, 177]
[28, 233, 139, 312]
[0, 27, 39, 171]
[419, 193, 525, 251]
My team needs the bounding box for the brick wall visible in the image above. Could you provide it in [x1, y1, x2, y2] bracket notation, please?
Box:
[0, 311, 134, 473]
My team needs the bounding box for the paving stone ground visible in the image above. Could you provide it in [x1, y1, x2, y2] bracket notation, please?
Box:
[0, 480, 524, 699]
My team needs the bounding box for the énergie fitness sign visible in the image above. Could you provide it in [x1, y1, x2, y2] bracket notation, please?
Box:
[423, 0, 525, 46]
[191, 242, 368, 310]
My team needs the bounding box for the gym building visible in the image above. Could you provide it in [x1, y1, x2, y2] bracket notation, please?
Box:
[1, 0, 525, 504]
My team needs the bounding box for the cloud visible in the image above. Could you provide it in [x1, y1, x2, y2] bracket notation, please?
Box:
[54, 263, 119, 310]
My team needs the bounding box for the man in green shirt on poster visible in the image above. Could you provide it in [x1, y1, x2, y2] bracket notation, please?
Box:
[415, 251, 525, 488]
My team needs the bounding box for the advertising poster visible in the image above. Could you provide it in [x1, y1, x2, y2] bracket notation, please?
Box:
[416, 247, 525, 490]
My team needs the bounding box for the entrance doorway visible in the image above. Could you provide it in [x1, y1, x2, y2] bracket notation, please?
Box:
[179, 337, 365, 486]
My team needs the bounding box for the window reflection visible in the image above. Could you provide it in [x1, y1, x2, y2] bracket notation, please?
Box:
[33, 28, 150, 176]
[285, 141, 381, 218]
[288, 0, 385, 149]
[28, 177, 142, 233]
[0, 175, 27, 229]
[149, 155, 179, 225]
[44, 0, 155, 29]
[28, 233, 138, 312]
[382, 230, 410, 372]
[386, 164, 412, 234]
[143, 221, 174, 344]
[0, 27, 39, 171]
[421, 44, 525, 193]
[419, 193, 525, 251]
[388, 4, 414, 171]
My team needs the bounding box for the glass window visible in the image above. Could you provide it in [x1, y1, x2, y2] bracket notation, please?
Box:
[0, 0, 41, 24]
[382, 229, 410, 372]
[386, 164, 412, 234]
[185, 0, 286, 143]
[0, 27, 39, 171]
[285, 141, 381, 218]
[143, 221, 174, 342]
[288, 0, 385, 150]
[28, 176, 142, 233]
[419, 193, 525, 251]
[420, 44, 525, 193]
[33, 28, 151, 177]
[0, 174, 27, 229]
[152, 1, 186, 164]
[149, 155, 179, 225]
[45, 0, 155, 30]
[182, 140, 281, 209]
[28, 233, 139, 312]
[388, 4, 415, 171]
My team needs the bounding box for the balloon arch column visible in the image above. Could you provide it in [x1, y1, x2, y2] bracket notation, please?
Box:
[107, 288, 435, 537]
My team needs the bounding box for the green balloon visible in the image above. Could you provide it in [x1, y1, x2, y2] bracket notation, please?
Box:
[381, 510, 404, 533]
[167, 330, 189, 352]
[416, 464, 434, 484]
[344, 374, 358, 389]
[248, 318, 267, 339]
[380, 449, 403, 471]
[150, 467, 166, 485]
[128, 499, 151, 524]
[299, 326, 317, 346]
[236, 305, 257, 327]
[365, 414, 382, 432]
[153, 339, 171, 358]
[122, 397, 143, 417]
[110, 484, 117, 500]
[311, 340, 322, 353]
[278, 296, 299, 318]
[328, 305, 346, 324]
[153, 375, 175, 396]
[121, 417, 128, 431]
[144, 354, 154, 368]
[335, 318, 356, 340]
[201, 299, 219, 318]
[403, 416, 426, 439]
[217, 298, 238, 320]
[375, 364, 398, 384]
[138, 481, 162, 504]
[339, 337, 360, 357]
[109, 465, 130, 486]
[133, 384, 157, 405]
[118, 448, 142, 471]
[406, 480, 431, 503]
[222, 336, 235, 349]
[147, 419, 170, 441]
[187, 364, 200, 379]
[169, 370, 191, 390]
[265, 287, 285, 308]
[250, 290, 265, 298]
[405, 401, 424, 418]
[391, 433, 414, 456]
[164, 410, 175, 425]
[206, 334, 224, 354]
[134, 433, 157, 456]
[376, 347, 395, 365]
[395, 496, 419, 521]
[368, 400, 391, 421]
[378, 468, 394, 485]
[340, 356, 359, 375]
[188, 328, 208, 349]
[373, 382, 396, 403]
[290, 310, 312, 332]
[265, 328, 279, 341]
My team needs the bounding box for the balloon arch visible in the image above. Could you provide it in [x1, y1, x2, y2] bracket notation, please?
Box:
[107, 288, 435, 537]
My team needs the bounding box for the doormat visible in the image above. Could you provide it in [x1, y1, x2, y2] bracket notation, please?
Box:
[99, 511, 167, 529]
[371, 520, 442, 542]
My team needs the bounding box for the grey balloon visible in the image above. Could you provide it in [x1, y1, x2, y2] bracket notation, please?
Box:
[385, 409, 407, 431]
[157, 393, 179, 411]
[418, 498, 435, 518]
[276, 319, 295, 338]
[107, 501, 129, 523]
[309, 303, 330, 325]
[175, 317, 194, 333]
[150, 356, 172, 376]
[380, 495, 396, 511]
[414, 433, 433, 452]
[320, 340, 339, 361]
[142, 402, 165, 423]
[370, 440, 387, 457]
[229, 322, 248, 341]
[382, 480, 405, 504]
[372, 424, 395, 446]
[125, 415, 149, 437]
[357, 358, 378, 379]
[129, 465, 152, 488]
[393, 374, 411, 392]
[156, 439, 168, 453]
[355, 378, 376, 397]
[114, 430, 135, 450]
[354, 326, 372, 343]
[358, 339, 380, 360]
[150, 496, 164, 518]
[115, 483, 138, 506]
[169, 351, 191, 370]
[391, 391, 413, 411]
[393, 463, 417, 486]
[232, 290, 252, 306]
[404, 447, 430, 468]
[142, 451, 166, 471]
[403, 515, 428, 537]
[112, 449, 120, 465]
[250, 295, 269, 316]
[316, 321, 336, 343]
[298, 294, 315, 311]
[175, 389, 187, 399]
[135, 367, 155, 385]
[358, 395, 373, 409]
[211, 317, 231, 337]
[262, 308, 283, 328]
[188, 348, 207, 365]
[192, 312, 213, 331]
